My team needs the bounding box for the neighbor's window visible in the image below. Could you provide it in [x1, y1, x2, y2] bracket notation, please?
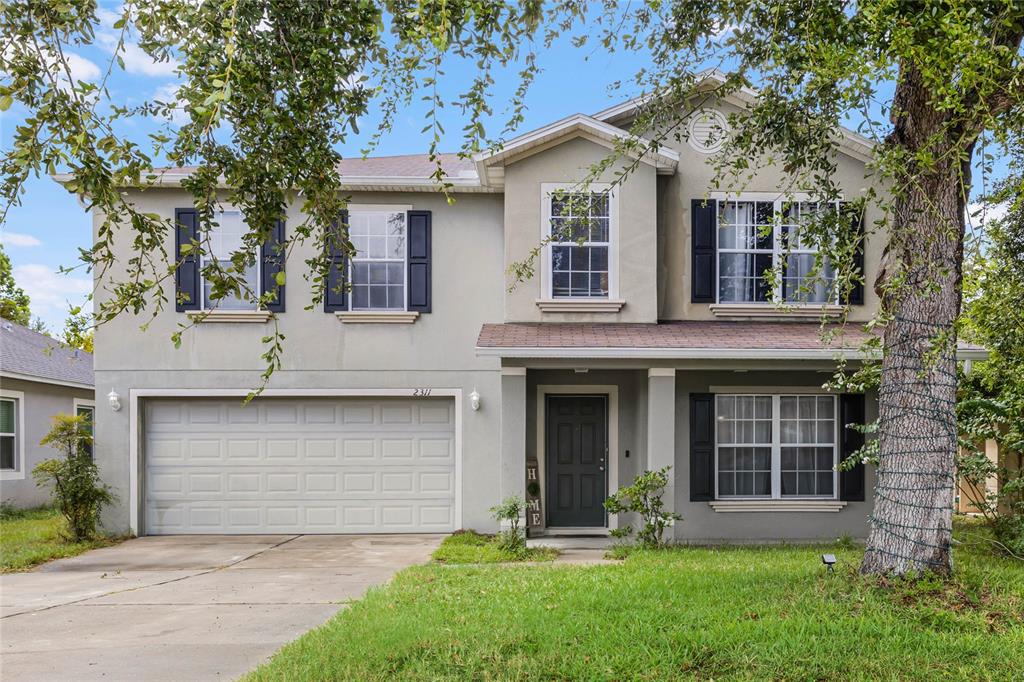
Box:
[0, 398, 17, 471]
[718, 198, 840, 304]
[548, 189, 612, 298]
[202, 210, 259, 310]
[716, 394, 837, 499]
[348, 210, 406, 311]
[76, 404, 95, 458]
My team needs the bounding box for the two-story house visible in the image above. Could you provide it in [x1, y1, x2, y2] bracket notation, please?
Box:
[63, 73, 984, 540]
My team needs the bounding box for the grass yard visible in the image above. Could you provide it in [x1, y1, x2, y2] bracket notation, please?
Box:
[0, 507, 122, 572]
[432, 531, 559, 564]
[247, 531, 1023, 681]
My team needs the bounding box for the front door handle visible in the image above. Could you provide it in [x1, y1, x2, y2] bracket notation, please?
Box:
[598, 465, 605, 471]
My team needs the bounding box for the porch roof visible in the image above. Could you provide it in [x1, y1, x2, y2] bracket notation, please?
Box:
[476, 321, 988, 361]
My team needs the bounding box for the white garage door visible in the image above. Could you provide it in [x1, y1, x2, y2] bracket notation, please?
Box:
[143, 397, 456, 534]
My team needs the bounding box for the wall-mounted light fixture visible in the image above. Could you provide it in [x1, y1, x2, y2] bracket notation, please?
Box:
[108, 389, 122, 412]
[469, 389, 481, 412]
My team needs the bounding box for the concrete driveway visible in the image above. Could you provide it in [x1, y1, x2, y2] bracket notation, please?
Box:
[0, 534, 442, 681]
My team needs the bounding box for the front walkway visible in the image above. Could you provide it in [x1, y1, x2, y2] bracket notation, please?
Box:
[0, 534, 442, 681]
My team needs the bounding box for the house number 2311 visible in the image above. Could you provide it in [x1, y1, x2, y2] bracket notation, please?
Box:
[412, 388, 432, 396]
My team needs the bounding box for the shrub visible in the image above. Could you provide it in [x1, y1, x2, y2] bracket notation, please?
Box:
[489, 496, 526, 555]
[33, 414, 113, 541]
[604, 466, 682, 548]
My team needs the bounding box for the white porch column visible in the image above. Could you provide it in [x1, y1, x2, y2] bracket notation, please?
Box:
[647, 368, 677, 516]
[499, 367, 527, 527]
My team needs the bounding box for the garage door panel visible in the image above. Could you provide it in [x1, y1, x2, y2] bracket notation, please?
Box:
[144, 397, 456, 534]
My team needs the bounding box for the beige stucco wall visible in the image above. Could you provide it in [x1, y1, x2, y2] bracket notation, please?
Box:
[501, 136, 659, 323]
[91, 188, 507, 533]
[621, 99, 884, 322]
[93, 189, 504, 373]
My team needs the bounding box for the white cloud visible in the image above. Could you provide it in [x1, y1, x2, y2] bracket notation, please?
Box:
[13, 264, 92, 327]
[966, 201, 1010, 229]
[152, 82, 189, 125]
[97, 32, 179, 77]
[65, 52, 102, 82]
[1, 231, 42, 247]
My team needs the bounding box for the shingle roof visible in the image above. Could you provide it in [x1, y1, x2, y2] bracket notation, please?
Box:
[476, 321, 987, 359]
[0, 320, 94, 387]
[152, 153, 477, 179]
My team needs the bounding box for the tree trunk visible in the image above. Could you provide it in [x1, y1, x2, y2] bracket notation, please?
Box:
[861, 63, 974, 576]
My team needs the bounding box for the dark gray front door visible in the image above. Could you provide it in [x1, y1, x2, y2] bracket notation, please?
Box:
[546, 395, 607, 527]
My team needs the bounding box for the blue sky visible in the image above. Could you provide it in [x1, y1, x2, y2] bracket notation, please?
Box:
[0, 4, 1006, 333]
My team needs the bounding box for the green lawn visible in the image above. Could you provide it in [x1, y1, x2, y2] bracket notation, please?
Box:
[432, 531, 559, 564]
[0, 507, 122, 572]
[247, 532, 1024, 681]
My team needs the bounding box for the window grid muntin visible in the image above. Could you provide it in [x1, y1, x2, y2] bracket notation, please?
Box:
[714, 394, 838, 500]
[0, 398, 17, 471]
[348, 210, 407, 311]
[548, 190, 611, 299]
[717, 198, 841, 305]
[779, 395, 837, 497]
[200, 209, 260, 311]
[715, 395, 773, 497]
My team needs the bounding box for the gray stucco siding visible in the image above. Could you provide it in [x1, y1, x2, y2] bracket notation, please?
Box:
[672, 369, 877, 542]
[521, 367, 875, 542]
[0, 377, 95, 508]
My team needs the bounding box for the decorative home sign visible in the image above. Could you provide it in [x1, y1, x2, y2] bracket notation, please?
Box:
[525, 459, 543, 530]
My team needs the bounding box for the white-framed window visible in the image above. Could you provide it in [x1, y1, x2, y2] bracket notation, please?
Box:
[202, 209, 259, 310]
[0, 390, 25, 478]
[74, 398, 95, 458]
[348, 209, 407, 311]
[715, 394, 838, 499]
[716, 195, 841, 304]
[541, 183, 617, 299]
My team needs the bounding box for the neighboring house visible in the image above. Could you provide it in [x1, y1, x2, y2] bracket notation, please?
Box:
[0, 320, 95, 508]
[58, 72, 985, 539]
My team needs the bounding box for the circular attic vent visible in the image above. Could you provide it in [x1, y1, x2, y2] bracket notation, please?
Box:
[687, 109, 729, 153]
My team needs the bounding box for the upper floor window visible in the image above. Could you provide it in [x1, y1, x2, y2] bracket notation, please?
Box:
[202, 209, 259, 310]
[717, 198, 838, 304]
[543, 184, 617, 299]
[716, 394, 837, 499]
[348, 210, 407, 311]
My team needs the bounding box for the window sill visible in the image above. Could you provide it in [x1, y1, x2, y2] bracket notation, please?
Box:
[708, 500, 848, 513]
[1, 470, 26, 481]
[709, 304, 844, 319]
[335, 311, 420, 324]
[188, 310, 272, 323]
[536, 299, 626, 313]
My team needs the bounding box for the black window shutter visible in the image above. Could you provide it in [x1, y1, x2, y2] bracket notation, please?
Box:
[260, 219, 286, 313]
[842, 206, 866, 305]
[407, 210, 432, 313]
[691, 199, 717, 303]
[840, 393, 866, 501]
[324, 211, 349, 312]
[174, 208, 200, 312]
[689, 392, 715, 501]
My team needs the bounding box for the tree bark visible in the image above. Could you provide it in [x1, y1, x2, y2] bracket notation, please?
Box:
[861, 63, 974, 576]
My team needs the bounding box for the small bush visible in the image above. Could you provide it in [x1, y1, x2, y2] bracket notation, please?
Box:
[33, 414, 114, 542]
[604, 466, 682, 548]
[489, 496, 526, 555]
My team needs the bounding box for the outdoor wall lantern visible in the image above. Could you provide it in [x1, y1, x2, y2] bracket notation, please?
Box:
[469, 389, 481, 412]
[108, 389, 122, 412]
